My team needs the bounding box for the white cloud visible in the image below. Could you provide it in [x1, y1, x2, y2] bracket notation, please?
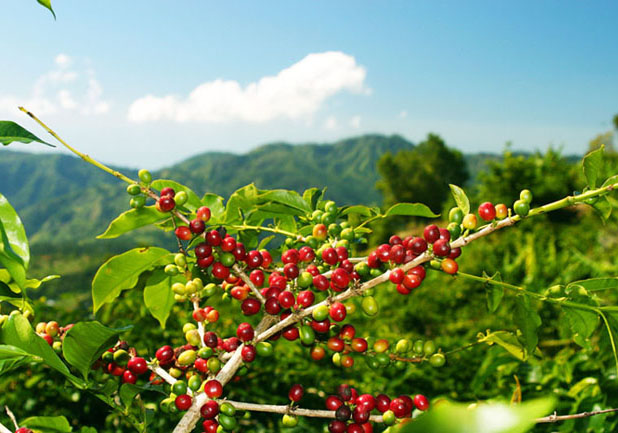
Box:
[128, 51, 368, 124]
[324, 116, 338, 130]
[399, 110, 408, 119]
[350, 115, 361, 128]
[0, 54, 110, 116]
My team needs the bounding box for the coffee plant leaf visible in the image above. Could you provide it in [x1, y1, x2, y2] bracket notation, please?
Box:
[97, 206, 169, 239]
[0, 120, 53, 146]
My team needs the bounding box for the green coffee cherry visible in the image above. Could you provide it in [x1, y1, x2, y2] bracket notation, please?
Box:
[361, 296, 379, 316]
[447, 222, 461, 240]
[340, 227, 355, 242]
[172, 380, 187, 395]
[520, 189, 533, 204]
[413, 339, 425, 354]
[183, 323, 197, 333]
[175, 191, 188, 206]
[218, 414, 238, 431]
[130, 196, 146, 209]
[207, 357, 221, 373]
[282, 414, 299, 427]
[185, 329, 201, 346]
[256, 342, 274, 357]
[198, 347, 214, 359]
[203, 283, 218, 297]
[127, 184, 141, 196]
[312, 305, 329, 321]
[220, 402, 236, 416]
[113, 349, 129, 365]
[449, 207, 464, 224]
[177, 349, 197, 366]
[138, 169, 152, 183]
[383, 410, 396, 425]
[513, 200, 530, 217]
[430, 352, 446, 367]
[169, 368, 183, 378]
[423, 340, 436, 356]
[174, 253, 187, 267]
[164, 264, 180, 275]
[188, 375, 202, 392]
[395, 339, 411, 353]
[172, 283, 186, 295]
[299, 325, 316, 346]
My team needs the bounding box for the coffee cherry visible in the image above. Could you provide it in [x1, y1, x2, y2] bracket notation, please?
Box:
[175, 226, 192, 241]
[353, 406, 369, 424]
[212, 262, 230, 280]
[127, 356, 148, 375]
[160, 187, 175, 198]
[361, 296, 378, 316]
[376, 394, 391, 413]
[203, 331, 218, 348]
[297, 290, 315, 308]
[311, 319, 330, 333]
[410, 237, 427, 255]
[189, 218, 205, 234]
[206, 229, 222, 246]
[204, 380, 223, 398]
[46, 321, 59, 337]
[311, 345, 326, 360]
[423, 225, 440, 243]
[389, 244, 405, 264]
[313, 305, 330, 321]
[423, 340, 437, 356]
[414, 394, 429, 411]
[449, 207, 464, 223]
[288, 384, 304, 402]
[278, 291, 295, 309]
[322, 248, 339, 265]
[241, 344, 256, 362]
[122, 370, 137, 384]
[246, 250, 263, 269]
[478, 202, 496, 221]
[327, 337, 345, 352]
[313, 274, 329, 291]
[329, 420, 347, 433]
[175, 394, 192, 411]
[241, 298, 261, 316]
[155, 345, 174, 363]
[389, 268, 404, 284]
[256, 341, 274, 357]
[513, 200, 530, 217]
[429, 352, 446, 367]
[389, 398, 407, 418]
[201, 400, 219, 419]
[326, 395, 343, 410]
[130, 196, 146, 209]
[282, 326, 300, 341]
[462, 213, 477, 230]
[495, 203, 508, 219]
[335, 405, 351, 421]
[138, 169, 152, 183]
[447, 222, 461, 239]
[432, 239, 451, 257]
[402, 273, 421, 290]
[282, 414, 299, 427]
[196, 206, 211, 222]
[441, 258, 458, 274]
[313, 223, 328, 240]
[265, 297, 282, 315]
[329, 302, 347, 322]
[236, 323, 254, 342]
[331, 268, 350, 289]
[341, 354, 354, 368]
[520, 189, 533, 204]
[351, 338, 368, 353]
[448, 247, 462, 259]
[409, 265, 426, 280]
[373, 339, 389, 353]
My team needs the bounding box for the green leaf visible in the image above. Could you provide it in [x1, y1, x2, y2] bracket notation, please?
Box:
[302, 187, 323, 210]
[97, 206, 169, 239]
[258, 189, 312, 214]
[340, 205, 375, 217]
[0, 193, 30, 288]
[602, 174, 618, 188]
[257, 235, 276, 250]
[152, 180, 202, 211]
[22, 416, 71, 432]
[201, 193, 225, 223]
[583, 145, 604, 189]
[63, 321, 131, 380]
[36, 0, 57, 19]
[591, 196, 612, 222]
[79, 428, 98, 433]
[566, 377, 599, 399]
[143, 271, 177, 328]
[513, 295, 542, 354]
[0, 344, 33, 360]
[562, 306, 598, 348]
[224, 184, 259, 225]
[0, 120, 53, 146]
[449, 184, 470, 215]
[384, 202, 439, 218]
[478, 330, 526, 361]
[567, 277, 618, 292]
[0, 314, 82, 386]
[120, 383, 144, 408]
[400, 397, 555, 433]
[92, 247, 171, 312]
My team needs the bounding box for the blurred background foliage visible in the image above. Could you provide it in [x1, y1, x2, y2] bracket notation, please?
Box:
[1, 121, 617, 432]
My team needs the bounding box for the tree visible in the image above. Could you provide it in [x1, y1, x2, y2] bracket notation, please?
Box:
[0, 112, 618, 433]
[376, 134, 469, 215]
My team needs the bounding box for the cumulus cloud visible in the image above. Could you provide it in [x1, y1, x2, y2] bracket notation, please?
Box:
[350, 115, 361, 128]
[128, 51, 368, 124]
[324, 116, 338, 130]
[0, 54, 110, 116]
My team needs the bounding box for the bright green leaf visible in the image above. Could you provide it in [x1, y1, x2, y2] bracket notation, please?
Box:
[63, 321, 131, 380]
[97, 206, 169, 239]
[591, 197, 612, 222]
[449, 184, 470, 215]
[224, 184, 259, 225]
[583, 145, 604, 189]
[258, 189, 312, 214]
[0, 314, 82, 386]
[567, 277, 618, 292]
[22, 416, 71, 432]
[302, 188, 323, 210]
[143, 271, 178, 328]
[92, 247, 171, 312]
[36, 0, 57, 19]
[0, 193, 30, 288]
[513, 296, 542, 354]
[152, 180, 202, 211]
[119, 383, 147, 408]
[0, 344, 33, 360]
[602, 174, 618, 189]
[0, 120, 53, 146]
[201, 193, 225, 223]
[340, 205, 375, 217]
[384, 202, 439, 218]
[400, 397, 555, 433]
[478, 330, 526, 361]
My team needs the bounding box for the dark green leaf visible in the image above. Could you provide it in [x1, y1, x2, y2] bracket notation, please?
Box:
[486, 284, 504, 313]
[224, 184, 259, 224]
[562, 306, 598, 348]
[0, 314, 82, 386]
[0, 344, 33, 360]
[302, 188, 323, 210]
[384, 202, 439, 218]
[0, 193, 30, 288]
[0, 120, 53, 146]
[120, 383, 144, 408]
[143, 271, 178, 328]
[152, 180, 202, 211]
[583, 145, 604, 189]
[97, 206, 169, 239]
[513, 295, 541, 354]
[92, 247, 171, 312]
[63, 321, 131, 380]
[36, 0, 57, 19]
[258, 189, 312, 214]
[449, 184, 470, 215]
[400, 397, 554, 433]
[22, 416, 71, 432]
[340, 205, 375, 217]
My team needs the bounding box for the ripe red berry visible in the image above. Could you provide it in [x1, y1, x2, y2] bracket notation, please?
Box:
[246, 250, 263, 268]
[212, 262, 230, 279]
[432, 239, 451, 257]
[158, 196, 175, 212]
[265, 297, 282, 315]
[288, 384, 304, 402]
[331, 268, 350, 289]
[351, 338, 368, 353]
[322, 248, 339, 266]
[438, 228, 450, 242]
[241, 344, 257, 362]
[389, 398, 408, 418]
[282, 326, 300, 341]
[409, 265, 426, 280]
[478, 202, 496, 221]
[195, 242, 212, 259]
[283, 263, 299, 280]
[122, 370, 137, 384]
[278, 291, 295, 309]
[410, 237, 427, 255]
[389, 244, 405, 264]
[160, 187, 175, 198]
[339, 324, 356, 339]
[313, 274, 329, 291]
[175, 394, 192, 411]
[326, 395, 343, 410]
[206, 230, 222, 246]
[175, 226, 192, 240]
[376, 244, 391, 262]
[200, 400, 219, 419]
[329, 420, 347, 433]
[357, 394, 375, 411]
[441, 258, 458, 274]
[329, 302, 347, 322]
[260, 250, 273, 268]
[241, 298, 261, 316]
[335, 405, 352, 421]
[389, 235, 402, 245]
[423, 224, 440, 243]
[376, 394, 391, 413]
[236, 323, 255, 342]
[335, 246, 349, 262]
[299, 246, 315, 262]
[327, 337, 345, 352]
[311, 345, 326, 360]
[190, 218, 205, 234]
[196, 206, 211, 222]
[203, 331, 218, 348]
[297, 290, 315, 308]
[282, 249, 300, 264]
[311, 319, 331, 333]
[221, 236, 236, 252]
[249, 269, 264, 286]
[15, 429, 34, 433]
[353, 407, 370, 424]
[389, 268, 405, 284]
[402, 273, 422, 290]
[448, 247, 462, 259]
[194, 357, 208, 373]
[155, 345, 174, 363]
[127, 356, 148, 375]
[202, 420, 218, 433]
[204, 380, 223, 398]
[413, 394, 429, 411]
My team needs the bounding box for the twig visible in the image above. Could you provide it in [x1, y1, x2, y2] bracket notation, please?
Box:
[4, 406, 18, 429]
[232, 264, 266, 304]
[536, 408, 618, 423]
[224, 400, 383, 422]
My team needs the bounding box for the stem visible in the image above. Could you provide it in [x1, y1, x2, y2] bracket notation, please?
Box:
[233, 264, 266, 304]
[4, 406, 17, 429]
[0, 423, 10, 433]
[536, 407, 618, 423]
[19, 107, 135, 184]
[192, 300, 206, 349]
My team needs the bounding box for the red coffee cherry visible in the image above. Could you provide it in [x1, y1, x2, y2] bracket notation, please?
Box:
[175, 226, 192, 240]
[127, 356, 148, 375]
[204, 380, 223, 398]
[200, 400, 219, 419]
[329, 302, 347, 322]
[288, 384, 304, 402]
[413, 394, 429, 411]
[241, 344, 256, 362]
[478, 202, 496, 221]
[432, 239, 451, 257]
[236, 323, 255, 342]
[196, 206, 211, 222]
[160, 187, 175, 198]
[157, 196, 175, 212]
[423, 224, 440, 243]
[175, 394, 192, 411]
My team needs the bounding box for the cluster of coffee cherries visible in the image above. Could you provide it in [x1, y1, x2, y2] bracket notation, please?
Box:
[98, 341, 150, 385]
[305, 323, 446, 370]
[319, 384, 429, 433]
[34, 320, 72, 353]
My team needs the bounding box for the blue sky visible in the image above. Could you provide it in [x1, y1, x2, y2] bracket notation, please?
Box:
[1, 1, 617, 168]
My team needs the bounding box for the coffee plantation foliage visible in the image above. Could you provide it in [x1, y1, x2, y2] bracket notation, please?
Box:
[0, 117, 618, 433]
